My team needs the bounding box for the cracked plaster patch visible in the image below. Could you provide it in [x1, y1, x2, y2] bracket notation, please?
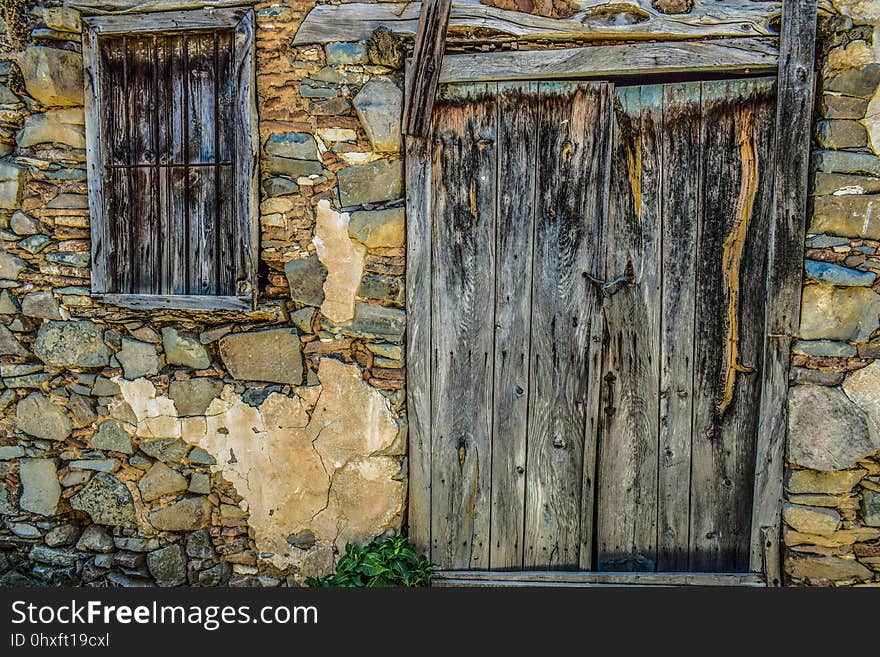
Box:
[115, 358, 405, 570]
[313, 199, 365, 324]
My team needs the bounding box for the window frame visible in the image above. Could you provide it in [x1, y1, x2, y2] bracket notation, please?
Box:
[82, 8, 258, 312]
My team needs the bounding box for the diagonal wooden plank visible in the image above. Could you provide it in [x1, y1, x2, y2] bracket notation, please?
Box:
[403, 0, 453, 137]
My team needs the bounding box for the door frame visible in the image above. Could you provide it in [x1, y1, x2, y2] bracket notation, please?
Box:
[405, 0, 818, 586]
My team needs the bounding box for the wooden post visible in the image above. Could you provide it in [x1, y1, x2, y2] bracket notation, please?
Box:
[750, 0, 818, 575]
[402, 0, 452, 137]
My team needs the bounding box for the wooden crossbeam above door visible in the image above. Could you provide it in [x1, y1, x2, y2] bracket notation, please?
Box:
[403, 0, 453, 137]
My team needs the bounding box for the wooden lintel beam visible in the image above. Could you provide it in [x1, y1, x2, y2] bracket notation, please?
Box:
[403, 0, 453, 137]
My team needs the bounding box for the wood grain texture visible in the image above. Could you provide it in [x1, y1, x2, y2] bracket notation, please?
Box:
[430, 82, 497, 569]
[405, 136, 433, 555]
[750, 0, 818, 573]
[94, 293, 251, 311]
[524, 82, 610, 570]
[294, 0, 782, 45]
[595, 84, 662, 573]
[82, 7, 247, 32]
[403, 0, 453, 137]
[436, 38, 778, 84]
[433, 569, 765, 586]
[489, 81, 536, 569]
[83, 24, 107, 294]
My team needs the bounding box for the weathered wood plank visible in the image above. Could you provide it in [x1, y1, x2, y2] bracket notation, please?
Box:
[760, 524, 781, 586]
[157, 34, 184, 295]
[94, 293, 251, 311]
[750, 0, 818, 573]
[489, 81, 536, 570]
[430, 82, 497, 570]
[595, 84, 662, 573]
[403, 0, 452, 137]
[405, 136, 433, 556]
[293, 0, 781, 45]
[524, 82, 610, 570]
[436, 38, 778, 85]
[84, 24, 107, 294]
[433, 570, 765, 586]
[657, 81, 701, 572]
[82, 7, 247, 32]
[215, 30, 235, 295]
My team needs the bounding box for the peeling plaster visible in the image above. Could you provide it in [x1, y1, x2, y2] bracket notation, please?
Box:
[314, 199, 366, 324]
[115, 358, 405, 570]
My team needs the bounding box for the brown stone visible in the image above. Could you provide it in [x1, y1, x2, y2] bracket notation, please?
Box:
[799, 284, 880, 343]
[812, 194, 880, 240]
[782, 503, 841, 535]
[148, 496, 213, 531]
[138, 462, 188, 502]
[785, 555, 873, 583]
[218, 328, 303, 385]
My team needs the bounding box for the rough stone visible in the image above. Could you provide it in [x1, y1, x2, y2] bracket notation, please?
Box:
[820, 93, 869, 119]
[792, 339, 857, 357]
[813, 149, 880, 175]
[139, 438, 190, 462]
[21, 290, 62, 320]
[353, 78, 403, 153]
[8, 522, 41, 538]
[0, 484, 15, 515]
[162, 327, 211, 369]
[799, 284, 880, 343]
[17, 108, 85, 148]
[16, 392, 72, 441]
[348, 207, 404, 248]
[0, 446, 25, 460]
[19, 459, 60, 517]
[45, 523, 79, 547]
[91, 420, 133, 454]
[263, 156, 323, 179]
[291, 307, 316, 333]
[17, 46, 84, 107]
[76, 524, 114, 552]
[787, 468, 867, 494]
[18, 235, 50, 254]
[117, 338, 159, 380]
[70, 473, 137, 528]
[10, 212, 39, 236]
[284, 255, 327, 307]
[782, 503, 841, 535]
[139, 462, 188, 502]
[188, 472, 211, 494]
[265, 132, 318, 160]
[169, 378, 223, 416]
[147, 544, 187, 587]
[325, 42, 368, 64]
[34, 321, 110, 368]
[70, 459, 119, 473]
[188, 448, 216, 465]
[43, 7, 81, 32]
[0, 325, 27, 356]
[262, 177, 299, 196]
[186, 529, 216, 559]
[788, 385, 878, 471]
[148, 496, 212, 531]
[0, 162, 24, 210]
[805, 259, 875, 287]
[815, 118, 868, 149]
[785, 555, 872, 582]
[0, 245, 25, 278]
[29, 545, 79, 567]
[863, 489, 880, 526]
[824, 64, 880, 98]
[358, 275, 403, 303]
[219, 328, 303, 385]
[843, 360, 880, 433]
[350, 302, 406, 342]
[314, 200, 365, 323]
[812, 194, 880, 240]
[337, 158, 403, 207]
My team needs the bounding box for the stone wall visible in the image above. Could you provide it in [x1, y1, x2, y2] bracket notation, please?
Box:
[0, 0, 408, 587]
[783, 2, 880, 586]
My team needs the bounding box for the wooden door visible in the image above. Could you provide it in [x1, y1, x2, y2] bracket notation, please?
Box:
[412, 77, 777, 574]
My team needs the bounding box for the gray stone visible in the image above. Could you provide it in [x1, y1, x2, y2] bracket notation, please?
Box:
[0, 445, 25, 460]
[18, 234, 50, 254]
[117, 338, 159, 379]
[799, 284, 880, 343]
[70, 473, 137, 527]
[284, 255, 327, 307]
[820, 93, 869, 119]
[199, 324, 232, 344]
[148, 496, 212, 532]
[17, 46, 83, 107]
[291, 307, 316, 333]
[198, 564, 225, 586]
[68, 392, 97, 427]
[139, 438, 190, 462]
[162, 327, 211, 369]
[353, 78, 403, 154]
[76, 525, 114, 553]
[263, 156, 323, 179]
[16, 392, 72, 441]
[348, 207, 404, 248]
[8, 521, 41, 538]
[791, 339, 857, 357]
[310, 96, 351, 116]
[147, 544, 187, 587]
[17, 108, 85, 148]
[188, 448, 216, 465]
[0, 484, 15, 515]
[357, 275, 403, 304]
[0, 162, 24, 210]
[186, 529, 215, 559]
[0, 325, 27, 356]
[169, 378, 223, 416]
[69, 459, 119, 473]
[811, 194, 880, 240]
[113, 537, 159, 552]
[805, 259, 876, 287]
[350, 302, 405, 342]
[864, 489, 880, 526]
[324, 42, 368, 64]
[286, 531, 316, 550]
[0, 289, 19, 313]
[19, 459, 60, 516]
[815, 119, 868, 149]
[188, 472, 211, 494]
[788, 385, 878, 471]
[814, 172, 880, 196]
[262, 177, 299, 196]
[139, 462, 187, 502]
[28, 545, 79, 567]
[1, 363, 41, 377]
[45, 523, 79, 547]
[10, 212, 38, 236]
[300, 83, 337, 99]
[337, 158, 403, 207]
[218, 328, 303, 384]
[0, 245, 25, 279]
[21, 290, 62, 320]
[34, 320, 110, 368]
[824, 64, 880, 98]
[814, 150, 880, 176]
[265, 132, 318, 160]
[46, 251, 89, 268]
[91, 376, 120, 396]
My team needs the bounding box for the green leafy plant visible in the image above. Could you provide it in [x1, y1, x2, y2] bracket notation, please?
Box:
[305, 533, 437, 588]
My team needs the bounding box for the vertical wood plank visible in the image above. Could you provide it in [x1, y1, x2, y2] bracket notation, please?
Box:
[430, 82, 497, 570]
[690, 78, 776, 572]
[85, 26, 109, 293]
[595, 84, 662, 573]
[750, 0, 818, 573]
[657, 81, 701, 572]
[524, 82, 611, 570]
[405, 135, 433, 557]
[215, 30, 236, 295]
[490, 81, 537, 570]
